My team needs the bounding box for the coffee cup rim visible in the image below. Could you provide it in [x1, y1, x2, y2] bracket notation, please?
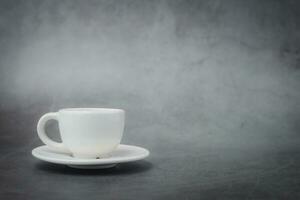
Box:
[59, 108, 124, 114]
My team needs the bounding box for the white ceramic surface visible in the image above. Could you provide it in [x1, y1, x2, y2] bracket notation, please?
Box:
[32, 144, 150, 169]
[37, 108, 125, 159]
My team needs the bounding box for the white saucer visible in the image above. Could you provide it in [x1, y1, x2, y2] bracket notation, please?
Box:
[32, 144, 150, 169]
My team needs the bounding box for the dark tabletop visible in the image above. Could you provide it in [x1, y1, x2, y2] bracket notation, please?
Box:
[0, 107, 300, 200]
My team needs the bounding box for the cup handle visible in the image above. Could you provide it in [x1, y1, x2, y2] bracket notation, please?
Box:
[37, 112, 70, 153]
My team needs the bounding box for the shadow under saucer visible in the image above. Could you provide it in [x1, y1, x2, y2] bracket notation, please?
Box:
[34, 160, 153, 176]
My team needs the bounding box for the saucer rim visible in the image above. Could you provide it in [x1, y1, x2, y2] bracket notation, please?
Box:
[32, 144, 150, 165]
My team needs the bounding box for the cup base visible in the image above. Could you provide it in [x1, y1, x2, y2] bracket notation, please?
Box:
[72, 153, 111, 159]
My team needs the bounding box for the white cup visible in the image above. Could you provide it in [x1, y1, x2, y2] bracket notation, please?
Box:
[37, 108, 125, 159]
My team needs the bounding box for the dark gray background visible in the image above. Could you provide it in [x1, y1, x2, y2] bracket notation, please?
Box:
[0, 0, 300, 199]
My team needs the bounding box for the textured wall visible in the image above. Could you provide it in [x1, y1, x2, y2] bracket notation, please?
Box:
[0, 0, 300, 198]
[1, 0, 299, 143]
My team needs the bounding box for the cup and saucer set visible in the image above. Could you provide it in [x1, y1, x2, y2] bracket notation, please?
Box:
[32, 108, 149, 169]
